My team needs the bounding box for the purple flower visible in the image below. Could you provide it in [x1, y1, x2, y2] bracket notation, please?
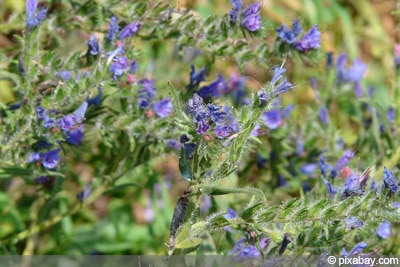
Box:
[77, 180, 93, 202]
[294, 25, 321, 52]
[153, 98, 173, 118]
[58, 114, 79, 131]
[296, 140, 304, 156]
[229, 237, 269, 262]
[167, 139, 181, 150]
[64, 126, 84, 146]
[28, 152, 41, 163]
[36, 106, 48, 121]
[322, 178, 338, 198]
[214, 125, 237, 138]
[337, 54, 367, 83]
[388, 107, 395, 123]
[354, 81, 363, 98]
[229, 0, 243, 22]
[197, 120, 210, 134]
[392, 201, 400, 208]
[86, 35, 100, 56]
[186, 65, 206, 90]
[276, 20, 302, 44]
[376, 220, 391, 239]
[86, 87, 103, 106]
[262, 109, 282, 129]
[118, 21, 141, 40]
[107, 16, 119, 43]
[26, 0, 47, 30]
[300, 163, 317, 176]
[198, 75, 227, 98]
[341, 173, 363, 199]
[383, 167, 399, 195]
[110, 57, 129, 80]
[318, 106, 329, 125]
[41, 148, 61, 169]
[257, 90, 269, 106]
[58, 70, 71, 82]
[344, 217, 364, 229]
[335, 150, 354, 173]
[137, 79, 156, 109]
[74, 101, 88, 122]
[243, 1, 261, 17]
[251, 123, 261, 137]
[282, 104, 294, 118]
[200, 195, 212, 213]
[187, 93, 204, 116]
[342, 242, 367, 256]
[241, 14, 261, 32]
[129, 60, 138, 74]
[43, 116, 55, 128]
[274, 78, 293, 96]
[271, 65, 287, 86]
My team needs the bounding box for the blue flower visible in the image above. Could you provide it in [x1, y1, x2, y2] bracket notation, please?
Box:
[335, 150, 354, 173]
[86, 87, 103, 107]
[187, 93, 204, 117]
[278, 233, 291, 255]
[28, 152, 41, 163]
[276, 20, 302, 44]
[270, 65, 287, 86]
[58, 114, 79, 131]
[41, 148, 61, 169]
[300, 163, 318, 176]
[77, 180, 93, 202]
[137, 79, 156, 109]
[167, 139, 181, 150]
[74, 101, 88, 122]
[337, 54, 367, 83]
[318, 106, 329, 125]
[383, 167, 399, 195]
[387, 107, 395, 123]
[153, 98, 173, 118]
[198, 75, 227, 98]
[107, 16, 119, 43]
[197, 120, 210, 134]
[110, 57, 129, 80]
[64, 126, 84, 146]
[340, 173, 364, 199]
[36, 106, 48, 121]
[229, 0, 243, 22]
[118, 21, 141, 40]
[26, 0, 47, 30]
[58, 70, 71, 82]
[184, 143, 197, 158]
[86, 35, 100, 56]
[186, 65, 206, 90]
[322, 178, 338, 198]
[262, 109, 281, 129]
[342, 242, 367, 256]
[229, 237, 269, 261]
[241, 2, 262, 32]
[294, 25, 321, 52]
[344, 217, 364, 229]
[241, 14, 261, 32]
[274, 78, 293, 96]
[213, 107, 239, 138]
[376, 220, 391, 239]
[129, 60, 139, 74]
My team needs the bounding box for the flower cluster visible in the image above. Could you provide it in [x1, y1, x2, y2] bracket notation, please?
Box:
[28, 101, 90, 186]
[187, 93, 240, 138]
[276, 20, 321, 52]
[229, 1, 262, 32]
[336, 53, 367, 97]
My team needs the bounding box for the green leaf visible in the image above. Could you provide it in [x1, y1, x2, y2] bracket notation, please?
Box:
[201, 184, 265, 200]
